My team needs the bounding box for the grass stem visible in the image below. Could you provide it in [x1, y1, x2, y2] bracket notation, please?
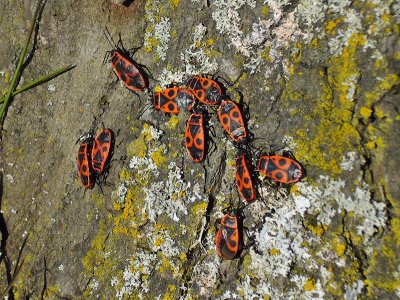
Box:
[0, 0, 43, 125]
[0, 65, 75, 104]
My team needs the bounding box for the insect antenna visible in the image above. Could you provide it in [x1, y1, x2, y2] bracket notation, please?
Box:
[137, 103, 153, 120]
[104, 26, 118, 49]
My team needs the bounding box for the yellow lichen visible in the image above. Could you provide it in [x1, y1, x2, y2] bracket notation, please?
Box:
[163, 285, 177, 300]
[127, 136, 147, 158]
[311, 37, 319, 48]
[119, 167, 132, 181]
[326, 19, 341, 35]
[179, 252, 187, 261]
[269, 248, 280, 256]
[304, 278, 316, 291]
[364, 74, 399, 106]
[166, 115, 179, 130]
[307, 223, 326, 236]
[191, 202, 207, 215]
[169, 0, 180, 8]
[335, 242, 346, 256]
[289, 64, 295, 75]
[261, 5, 268, 16]
[330, 33, 364, 103]
[360, 106, 373, 119]
[151, 145, 167, 167]
[289, 34, 364, 176]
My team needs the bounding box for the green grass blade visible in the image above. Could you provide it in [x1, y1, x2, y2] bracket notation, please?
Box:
[0, 65, 76, 104]
[0, 0, 43, 125]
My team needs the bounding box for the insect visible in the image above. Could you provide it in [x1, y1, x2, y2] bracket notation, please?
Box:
[258, 153, 303, 184]
[108, 50, 148, 93]
[176, 88, 196, 112]
[76, 142, 95, 189]
[187, 75, 222, 106]
[185, 113, 205, 163]
[217, 99, 247, 143]
[104, 29, 148, 93]
[235, 154, 256, 203]
[92, 128, 114, 174]
[215, 211, 240, 260]
[153, 87, 180, 114]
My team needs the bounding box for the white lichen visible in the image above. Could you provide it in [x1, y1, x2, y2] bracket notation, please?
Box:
[142, 161, 203, 222]
[145, 17, 171, 62]
[116, 251, 157, 299]
[149, 229, 180, 258]
[297, 0, 326, 28]
[48, 84, 56, 92]
[340, 151, 360, 171]
[344, 280, 365, 300]
[129, 156, 160, 179]
[292, 176, 387, 244]
[290, 275, 325, 299]
[250, 196, 314, 280]
[212, 0, 257, 57]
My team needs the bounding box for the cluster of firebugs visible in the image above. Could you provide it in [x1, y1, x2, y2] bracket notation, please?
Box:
[76, 38, 305, 261]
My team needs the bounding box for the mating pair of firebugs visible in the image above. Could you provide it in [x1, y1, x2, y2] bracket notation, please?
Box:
[153, 75, 223, 115]
[184, 86, 248, 164]
[76, 128, 114, 189]
[153, 86, 196, 115]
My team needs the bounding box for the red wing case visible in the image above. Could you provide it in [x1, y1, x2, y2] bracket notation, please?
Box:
[153, 87, 180, 114]
[77, 143, 95, 189]
[258, 155, 303, 184]
[217, 99, 247, 143]
[110, 50, 147, 93]
[185, 113, 205, 163]
[215, 213, 239, 260]
[235, 154, 256, 203]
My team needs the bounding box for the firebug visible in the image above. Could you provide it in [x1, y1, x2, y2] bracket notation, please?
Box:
[235, 154, 256, 203]
[215, 211, 240, 260]
[77, 143, 95, 189]
[187, 75, 222, 106]
[217, 99, 247, 143]
[92, 128, 114, 174]
[104, 29, 148, 93]
[258, 154, 303, 184]
[185, 113, 205, 163]
[153, 87, 180, 115]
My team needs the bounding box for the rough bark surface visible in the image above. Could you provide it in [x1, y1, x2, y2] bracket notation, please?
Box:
[0, 0, 399, 299]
